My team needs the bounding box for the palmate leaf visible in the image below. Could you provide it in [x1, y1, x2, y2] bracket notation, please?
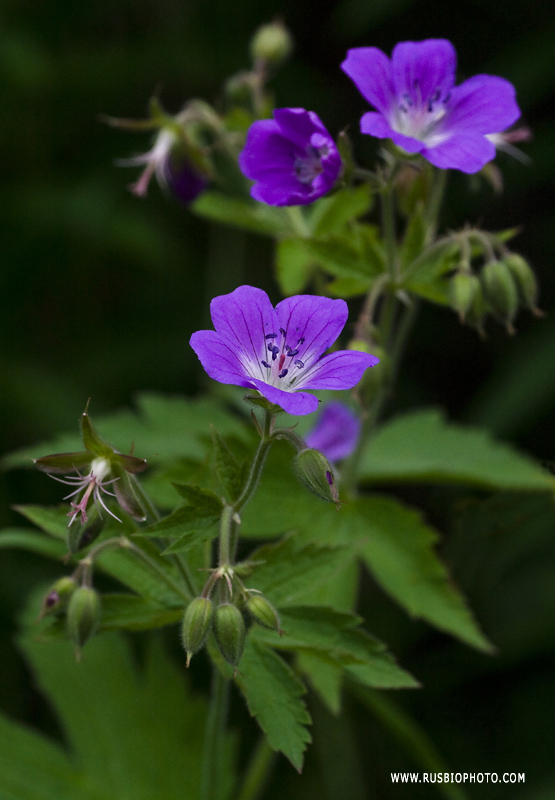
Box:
[359, 408, 553, 491]
[235, 638, 311, 772]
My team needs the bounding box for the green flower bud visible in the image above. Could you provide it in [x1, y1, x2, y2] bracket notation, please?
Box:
[39, 576, 77, 619]
[449, 271, 481, 322]
[480, 260, 519, 332]
[464, 280, 488, 337]
[293, 448, 339, 505]
[181, 597, 214, 667]
[250, 21, 293, 67]
[66, 586, 101, 656]
[504, 253, 542, 315]
[246, 594, 282, 634]
[213, 603, 246, 669]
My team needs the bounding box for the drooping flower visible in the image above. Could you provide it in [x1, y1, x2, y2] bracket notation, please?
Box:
[35, 411, 148, 527]
[341, 39, 520, 174]
[305, 401, 361, 462]
[189, 285, 379, 415]
[120, 127, 208, 204]
[238, 108, 342, 205]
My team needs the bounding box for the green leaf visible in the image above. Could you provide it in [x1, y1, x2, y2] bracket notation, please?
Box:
[399, 204, 427, 270]
[191, 190, 290, 236]
[359, 409, 553, 490]
[325, 275, 373, 298]
[143, 503, 220, 539]
[0, 709, 102, 800]
[275, 237, 315, 295]
[210, 426, 245, 502]
[13, 505, 69, 540]
[99, 594, 182, 632]
[0, 528, 66, 559]
[302, 229, 383, 281]
[403, 241, 459, 304]
[18, 626, 220, 800]
[171, 483, 223, 514]
[235, 638, 311, 772]
[309, 184, 374, 236]
[350, 496, 493, 652]
[246, 538, 354, 606]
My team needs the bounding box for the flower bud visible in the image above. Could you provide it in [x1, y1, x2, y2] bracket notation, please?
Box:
[480, 260, 519, 331]
[293, 448, 339, 505]
[449, 271, 481, 322]
[504, 253, 542, 315]
[66, 586, 101, 655]
[249, 21, 293, 67]
[39, 576, 77, 619]
[464, 281, 488, 336]
[181, 597, 214, 667]
[246, 594, 282, 634]
[213, 603, 246, 668]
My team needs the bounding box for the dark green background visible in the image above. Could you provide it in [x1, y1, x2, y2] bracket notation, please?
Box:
[1, 0, 555, 797]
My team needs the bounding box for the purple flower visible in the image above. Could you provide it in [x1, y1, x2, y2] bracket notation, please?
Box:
[341, 39, 520, 174]
[305, 402, 361, 462]
[238, 108, 342, 206]
[120, 128, 207, 204]
[189, 285, 379, 415]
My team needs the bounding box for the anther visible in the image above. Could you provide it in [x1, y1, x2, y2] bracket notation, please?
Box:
[265, 333, 277, 339]
[294, 359, 304, 368]
[261, 360, 271, 368]
[278, 369, 288, 379]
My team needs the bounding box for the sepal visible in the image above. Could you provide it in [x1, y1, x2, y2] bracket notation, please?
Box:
[293, 448, 340, 505]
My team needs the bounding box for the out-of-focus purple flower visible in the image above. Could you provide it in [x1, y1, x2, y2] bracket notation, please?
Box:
[189, 285, 379, 416]
[305, 402, 360, 462]
[341, 39, 520, 174]
[120, 128, 208, 204]
[238, 108, 342, 206]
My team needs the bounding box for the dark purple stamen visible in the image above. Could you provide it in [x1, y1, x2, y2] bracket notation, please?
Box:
[297, 337, 305, 345]
[279, 369, 289, 379]
[265, 333, 277, 339]
[326, 470, 334, 486]
[294, 359, 304, 368]
[285, 346, 299, 356]
[279, 327, 286, 337]
[261, 360, 271, 368]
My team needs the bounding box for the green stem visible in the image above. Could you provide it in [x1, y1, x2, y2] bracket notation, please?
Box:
[381, 183, 398, 281]
[234, 410, 274, 513]
[286, 205, 311, 237]
[200, 667, 230, 800]
[424, 167, 448, 244]
[236, 737, 276, 800]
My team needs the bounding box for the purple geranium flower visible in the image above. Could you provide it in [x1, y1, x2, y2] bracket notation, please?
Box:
[238, 108, 342, 206]
[189, 285, 379, 415]
[120, 128, 207, 204]
[305, 401, 361, 461]
[341, 39, 520, 173]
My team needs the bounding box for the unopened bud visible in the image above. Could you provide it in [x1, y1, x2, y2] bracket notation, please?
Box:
[213, 603, 246, 668]
[66, 586, 101, 655]
[294, 448, 339, 505]
[465, 281, 488, 336]
[250, 21, 293, 67]
[504, 253, 543, 315]
[449, 271, 481, 322]
[181, 597, 214, 667]
[246, 594, 282, 634]
[480, 260, 519, 331]
[39, 576, 77, 619]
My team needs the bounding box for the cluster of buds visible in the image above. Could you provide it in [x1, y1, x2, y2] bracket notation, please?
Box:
[39, 573, 101, 660]
[449, 251, 542, 335]
[34, 409, 148, 552]
[181, 583, 281, 672]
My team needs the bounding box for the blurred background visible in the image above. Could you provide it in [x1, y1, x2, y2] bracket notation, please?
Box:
[1, 0, 555, 797]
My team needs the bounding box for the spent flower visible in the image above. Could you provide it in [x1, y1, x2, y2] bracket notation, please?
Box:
[238, 108, 342, 205]
[189, 285, 379, 415]
[305, 401, 361, 462]
[341, 39, 520, 173]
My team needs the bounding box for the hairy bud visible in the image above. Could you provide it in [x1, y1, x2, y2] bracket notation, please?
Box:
[480, 260, 519, 332]
[504, 253, 542, 315]
[449, 271, 481, 322]
[246, 594, 282, 634]
[213, 603, 246, 668]
[181, 597, 214, 667]
[39, 576, 77, 619]
[66, 586, 101, 656]
[250, 21, 293, 67]
[294, 448, 339, 505]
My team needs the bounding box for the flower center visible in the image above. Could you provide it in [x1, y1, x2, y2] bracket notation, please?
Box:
[293, 145, 327, 185]
[394, 80, 451, 144]
[259, 329, 307, 390]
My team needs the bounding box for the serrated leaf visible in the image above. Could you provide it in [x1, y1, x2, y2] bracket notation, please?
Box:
[192, 190, 291, 236]
[302, 232, 382, 281]
[143, 503, 220, 539]
[403, 241, 458, 305]
[275, 237, 315, 295]
[359, 409, 553, 490]
[159, 526, 219, 555]
[350, 496, 493, 652]
[210, 426, 245, 501]
[171, 483, 223, 514]
[236, 638, 311, 771]
[246, 538, 354, 606]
